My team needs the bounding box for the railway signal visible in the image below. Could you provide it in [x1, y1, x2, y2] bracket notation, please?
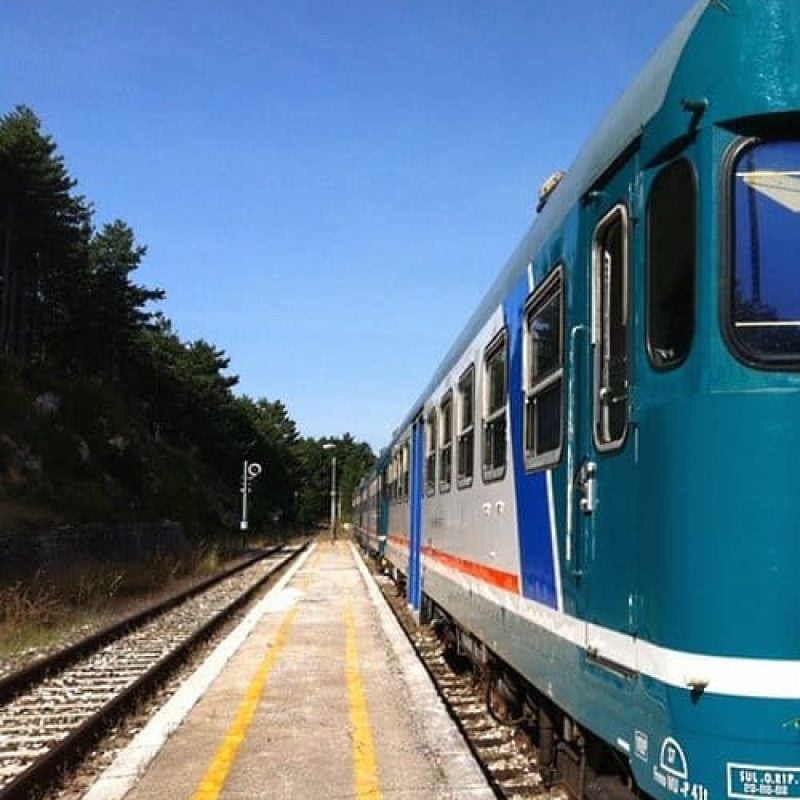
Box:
[240, 460, 262, 540]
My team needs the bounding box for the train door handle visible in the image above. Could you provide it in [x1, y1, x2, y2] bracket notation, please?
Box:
[577, 460, 598, 515]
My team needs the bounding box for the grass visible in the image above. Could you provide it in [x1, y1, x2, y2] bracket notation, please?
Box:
[0, 543, 233, 666]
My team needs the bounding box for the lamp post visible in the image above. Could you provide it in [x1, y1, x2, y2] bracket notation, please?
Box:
[322, 443, 337, 542]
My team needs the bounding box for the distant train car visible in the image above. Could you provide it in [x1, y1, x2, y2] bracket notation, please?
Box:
[355, 449, 389, 560]
[355, 2, 800, 799]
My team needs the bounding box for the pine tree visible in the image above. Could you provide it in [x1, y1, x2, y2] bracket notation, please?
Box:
[0, 106, 92, 363]
[85, 220, 164, 380]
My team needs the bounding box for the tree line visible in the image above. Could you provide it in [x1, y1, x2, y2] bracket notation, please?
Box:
[0, 106, 373, 535]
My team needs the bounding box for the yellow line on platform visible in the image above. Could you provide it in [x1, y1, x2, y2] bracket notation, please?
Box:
[345, 596, 383, 799]
[191, 569, 311, 800]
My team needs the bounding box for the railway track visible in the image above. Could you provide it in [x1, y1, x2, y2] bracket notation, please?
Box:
[0, 542, 308, 800]
[373, 570, 568, 800]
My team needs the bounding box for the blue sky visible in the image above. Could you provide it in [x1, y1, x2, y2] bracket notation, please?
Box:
[2, 0, 697, 451]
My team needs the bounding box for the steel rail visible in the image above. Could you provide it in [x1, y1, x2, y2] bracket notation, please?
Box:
[366, 557, 560, 800]
[0, 541, 309, 800]
[0, 545, 282, 706]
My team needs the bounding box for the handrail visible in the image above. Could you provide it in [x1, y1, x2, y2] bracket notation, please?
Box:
[566, 324, 588, 576]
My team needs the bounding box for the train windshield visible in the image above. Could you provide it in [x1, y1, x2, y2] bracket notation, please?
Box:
[731, 140, 800, 363]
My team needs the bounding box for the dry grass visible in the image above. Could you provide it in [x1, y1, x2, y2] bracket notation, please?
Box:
[0, 544, 232, 667]
[0, 577, 64, 630]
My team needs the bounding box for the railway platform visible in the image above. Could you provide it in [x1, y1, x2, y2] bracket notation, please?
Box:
[84, 540, 494, 800]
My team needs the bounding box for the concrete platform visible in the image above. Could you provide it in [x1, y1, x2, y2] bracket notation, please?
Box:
[84, 541, 494, 800]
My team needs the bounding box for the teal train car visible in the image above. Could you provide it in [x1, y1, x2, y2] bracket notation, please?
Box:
[355, 447, 389, 561]
[355, 2, 800, 798]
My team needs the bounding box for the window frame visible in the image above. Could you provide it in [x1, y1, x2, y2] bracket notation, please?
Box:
[391, 452, 399, 502]
[721, 135, 800, 371]
[523, 265, 565, 471]
[482, 329, 508, 483]
[425, 408, 437, 497]
[401, 441, 410, 502]
[439, 390, 453, 493]
[645, 157, 698, 371]
[456, 364, 475, 490]
[592, 204, 630, 453]
[394, 449, 404, 502]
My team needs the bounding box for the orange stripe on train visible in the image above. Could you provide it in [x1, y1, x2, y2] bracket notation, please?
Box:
[385, 535, 519, 594]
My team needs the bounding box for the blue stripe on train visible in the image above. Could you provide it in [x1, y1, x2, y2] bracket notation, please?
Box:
[505, 281, 559, 609]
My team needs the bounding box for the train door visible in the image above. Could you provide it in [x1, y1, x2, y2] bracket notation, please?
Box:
[377, 466, 388, 559]
[570, 172, 639, 648]
[408, 417, 424, 612]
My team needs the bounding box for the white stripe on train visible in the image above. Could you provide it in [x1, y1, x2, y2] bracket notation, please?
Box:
[422, 556, 800, 701]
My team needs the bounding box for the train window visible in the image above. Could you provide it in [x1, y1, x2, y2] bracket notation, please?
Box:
[439, 392, 453, 493]
[396, 454, 402, 501]
[647, 159, 696, 368]
[482, 332, 507, 482]
[457, 366, 475, 489]
[593, 206, 629, 451]
[402, 442, 410, 500]
[729, 139, 800, 365]
[425, 409, 437, 497]
[395, 451, 403, 501]
[524, 267, 564, 470]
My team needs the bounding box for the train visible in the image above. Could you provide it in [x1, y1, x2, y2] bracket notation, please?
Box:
[354, 2, 800, 799]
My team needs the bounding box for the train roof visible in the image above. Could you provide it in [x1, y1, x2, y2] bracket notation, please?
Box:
[386, 0, 710, 450]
